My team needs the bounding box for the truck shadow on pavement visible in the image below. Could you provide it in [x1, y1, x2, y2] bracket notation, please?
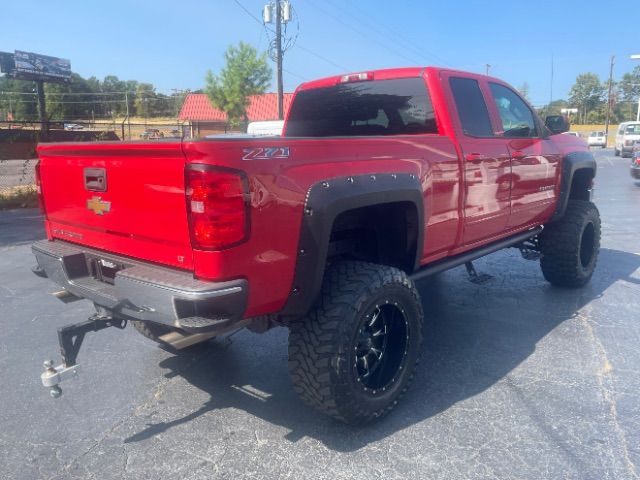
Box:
[0, 209, 44, 247]
[124, 248, 640, 451]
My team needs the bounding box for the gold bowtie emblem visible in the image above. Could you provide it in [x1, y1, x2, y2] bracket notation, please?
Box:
[86, 196, 111, 215]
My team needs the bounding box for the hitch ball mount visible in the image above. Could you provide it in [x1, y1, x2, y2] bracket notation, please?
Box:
[40, 312, 127, 398]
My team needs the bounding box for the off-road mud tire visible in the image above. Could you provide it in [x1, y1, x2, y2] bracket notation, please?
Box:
[540, 200, 601, 287]
[288, 261, 424, 425]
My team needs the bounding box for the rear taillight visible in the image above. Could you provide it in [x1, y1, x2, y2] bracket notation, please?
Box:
[34, 160, 46, 214]
[185, 165, 249, 250]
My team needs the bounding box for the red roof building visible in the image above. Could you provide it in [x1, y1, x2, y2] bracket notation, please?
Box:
[178, 93, 294, 135]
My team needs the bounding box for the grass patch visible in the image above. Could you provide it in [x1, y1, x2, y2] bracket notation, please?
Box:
[0, 185, 38, 209]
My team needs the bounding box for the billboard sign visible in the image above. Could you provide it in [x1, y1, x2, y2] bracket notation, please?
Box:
[0, 52, 15, 76]
[13, 50, 71, 82]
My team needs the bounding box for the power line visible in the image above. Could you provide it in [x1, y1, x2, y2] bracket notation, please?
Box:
[323, 0, 453, 67]
[233, 0, 273, 31]
[233, 0, 308, 88]
[294, 44, 348, 71]
[283, 67, 307, 81]
[301, 2, 423, 66]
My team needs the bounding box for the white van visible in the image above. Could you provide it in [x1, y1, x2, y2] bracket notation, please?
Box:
[615, 121, 640, 157]
[247, 120, 285, 136]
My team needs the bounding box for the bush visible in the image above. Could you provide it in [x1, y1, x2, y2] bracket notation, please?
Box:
[0, 185, 38, 209]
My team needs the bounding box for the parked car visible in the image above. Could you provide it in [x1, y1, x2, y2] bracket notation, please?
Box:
[587, 131, 606, 148]
[632, 142, 640, 180]
[563, 131, 580, 137]
[247, 120, 285, 136]
[615, 121, 640, 157]
[139, 128, 164, 139]
[34, 66, 600, 424]
[63, 123, 84, 131]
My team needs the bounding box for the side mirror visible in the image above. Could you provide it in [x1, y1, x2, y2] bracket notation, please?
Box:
[545, 115, 570, 134]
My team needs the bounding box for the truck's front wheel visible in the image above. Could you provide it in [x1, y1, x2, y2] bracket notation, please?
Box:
[288, 261, 423, 424]
[540, 200, 601, 287]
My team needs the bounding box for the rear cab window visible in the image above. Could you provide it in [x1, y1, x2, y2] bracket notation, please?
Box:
[448, 77, 494, 137]
[285, 77, 438, 137]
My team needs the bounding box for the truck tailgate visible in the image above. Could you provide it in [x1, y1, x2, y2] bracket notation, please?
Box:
[37, 142, 194, 270]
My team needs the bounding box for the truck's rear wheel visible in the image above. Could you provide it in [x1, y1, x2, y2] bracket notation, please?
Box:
[288, 261, 423, 424]
[539, 200, 600, 287]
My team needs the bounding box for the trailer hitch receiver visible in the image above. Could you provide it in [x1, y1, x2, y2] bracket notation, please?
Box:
[41, 312, 127, 398]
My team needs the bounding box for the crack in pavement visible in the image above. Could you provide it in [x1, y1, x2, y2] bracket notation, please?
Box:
[578, 305, 639, 479]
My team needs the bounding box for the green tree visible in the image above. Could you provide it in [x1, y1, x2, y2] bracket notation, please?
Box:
[618, 66, 640, 121]
[133, 83, 156, 119]
[568, 73, 605, 124]
[537, 99, 568, 119]
[45, 73, 97, 121]
[205, 42, 272, 125]
[0, 78, 38, 120]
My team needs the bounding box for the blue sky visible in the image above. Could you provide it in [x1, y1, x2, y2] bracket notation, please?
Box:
[3, 0, 639, 106]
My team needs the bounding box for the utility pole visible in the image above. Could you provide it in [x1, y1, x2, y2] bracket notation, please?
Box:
[549, 54, 554, 105]
[275, 1, 284, 119]
[124, 91, 131, 140]
[604, 55, 615, 142]
[35, 80, 48, 140]
[485, 64, 491, 75]
[264, 1, 292, 120]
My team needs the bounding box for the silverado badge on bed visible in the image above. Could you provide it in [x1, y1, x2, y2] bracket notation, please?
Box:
[86, 196, 111, 215]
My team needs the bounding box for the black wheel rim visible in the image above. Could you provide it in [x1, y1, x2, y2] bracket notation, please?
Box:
[580, 222, 596, 268]
[354, 302, 409, 392]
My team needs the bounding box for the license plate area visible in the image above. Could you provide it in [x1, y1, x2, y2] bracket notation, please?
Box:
[86, 255, 128, 285]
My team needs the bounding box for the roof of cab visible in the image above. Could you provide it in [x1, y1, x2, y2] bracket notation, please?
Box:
[296, 67, 428, 91]
[295, 66, 500, 92]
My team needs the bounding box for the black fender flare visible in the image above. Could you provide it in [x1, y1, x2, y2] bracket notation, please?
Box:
[551, 151, 597, 221]
[279, 172, 424, 318]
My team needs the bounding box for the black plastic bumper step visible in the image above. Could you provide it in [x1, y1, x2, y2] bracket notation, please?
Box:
[178, 316, 232, 332]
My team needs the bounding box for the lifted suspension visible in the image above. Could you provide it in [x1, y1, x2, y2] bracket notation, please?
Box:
[41, 310, 126, 398]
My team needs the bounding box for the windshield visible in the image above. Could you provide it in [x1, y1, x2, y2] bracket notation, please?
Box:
[624, 124, 640, 134]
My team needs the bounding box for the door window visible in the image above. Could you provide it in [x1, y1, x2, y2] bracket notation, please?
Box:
[489, 83, 537, 138]
[449, 77, 494, 137]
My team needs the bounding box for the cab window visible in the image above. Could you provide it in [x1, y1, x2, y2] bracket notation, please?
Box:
[285, 77, 438, 137]
[449, 77, 494, 137]
[489, 83, 537, 138]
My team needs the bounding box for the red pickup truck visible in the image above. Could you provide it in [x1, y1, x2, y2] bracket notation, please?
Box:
[33, 67, 600, 424]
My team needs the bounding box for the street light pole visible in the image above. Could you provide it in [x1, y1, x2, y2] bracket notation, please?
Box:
[631, 54, 640, 121]
[604, 55, 614, 141]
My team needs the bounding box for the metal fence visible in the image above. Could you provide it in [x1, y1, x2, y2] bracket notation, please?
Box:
[0, 120, 191, 191]
[0, 159, 37, 190]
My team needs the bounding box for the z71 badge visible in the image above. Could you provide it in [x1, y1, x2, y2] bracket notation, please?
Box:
[242, 147, 290, 160]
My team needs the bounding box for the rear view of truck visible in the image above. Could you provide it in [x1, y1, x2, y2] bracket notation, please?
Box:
[35, 141, 258, 393]
[33, 66, 600, 425]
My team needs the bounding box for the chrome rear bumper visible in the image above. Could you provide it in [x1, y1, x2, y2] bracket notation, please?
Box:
[32, 240, 248, 332]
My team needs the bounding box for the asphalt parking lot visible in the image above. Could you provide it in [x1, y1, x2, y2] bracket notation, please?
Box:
[1, 148, 639, 480]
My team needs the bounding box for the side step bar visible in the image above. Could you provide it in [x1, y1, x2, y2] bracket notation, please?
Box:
[410, 226, 543, 282]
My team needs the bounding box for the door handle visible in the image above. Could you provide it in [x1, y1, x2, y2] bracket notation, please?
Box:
[465, 152, 484, 162]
